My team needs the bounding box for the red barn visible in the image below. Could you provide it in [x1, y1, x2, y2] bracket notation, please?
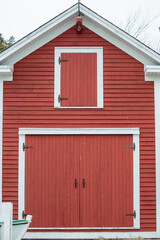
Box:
[0, 3, 160, 239]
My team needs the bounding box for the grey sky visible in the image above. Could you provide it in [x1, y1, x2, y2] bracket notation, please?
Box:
[0, 0, 160, 44]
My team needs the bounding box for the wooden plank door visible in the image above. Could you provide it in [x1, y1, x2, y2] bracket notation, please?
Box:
[25, 134, 134, 228]
[25, 135, 80, 228]
[80, 134, 134, 227]
[60, 53, 97, 107]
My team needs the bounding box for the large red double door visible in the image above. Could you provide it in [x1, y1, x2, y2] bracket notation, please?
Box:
[25, 134, 133, 228]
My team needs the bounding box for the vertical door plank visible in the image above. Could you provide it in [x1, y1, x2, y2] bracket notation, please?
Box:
[25, 135, 80, 228]
[25, 134, 133, 228]
[61, 53, 97, 107]
[80, 134, 133, 227]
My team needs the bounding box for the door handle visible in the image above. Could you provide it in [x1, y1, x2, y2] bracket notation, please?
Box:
[83, 178, 85, 188]
[75, 178, 77, 188]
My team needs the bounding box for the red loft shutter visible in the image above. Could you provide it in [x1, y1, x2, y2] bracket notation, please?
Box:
[60, 53, 97, 107]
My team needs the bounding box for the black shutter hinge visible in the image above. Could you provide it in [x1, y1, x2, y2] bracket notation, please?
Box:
[23, 143, 32, 151]
[126, 143, 135, 151]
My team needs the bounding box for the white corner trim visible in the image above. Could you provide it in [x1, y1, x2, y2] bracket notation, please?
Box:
[54, 47, 103, 109]
[19, 127, 140, 231]
[145, 74, 160, 235]
[0, 66, 13, 81]
[154, 80, 160, 233]
[0, 70, 13, 216]
[0, 81, 3, 209]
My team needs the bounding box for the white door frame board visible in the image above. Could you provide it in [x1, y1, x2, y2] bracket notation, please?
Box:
[18, 128, 140, 234]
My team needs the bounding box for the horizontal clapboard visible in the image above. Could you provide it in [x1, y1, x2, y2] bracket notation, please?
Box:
[3, 25, 155, 231]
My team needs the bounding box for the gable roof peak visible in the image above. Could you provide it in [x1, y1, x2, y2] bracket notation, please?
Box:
[0, 3, 160, 66]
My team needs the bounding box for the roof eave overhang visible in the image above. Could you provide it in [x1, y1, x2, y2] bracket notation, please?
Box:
[0, 4, 78, 65]
[80, 5, 160, 65]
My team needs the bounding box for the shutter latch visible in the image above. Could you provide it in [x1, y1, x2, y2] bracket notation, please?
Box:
[126, 210, 136, 218]
[23, 143, 32, 151]
[58, 95, 68, 103]
[125, 143, 135, 151]
[58, 57, 68, 64]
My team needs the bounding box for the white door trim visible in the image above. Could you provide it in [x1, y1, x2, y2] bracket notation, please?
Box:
[23, 231, 159, 239]
[18, 127, 140, 231]
[19, 128, 139, 135]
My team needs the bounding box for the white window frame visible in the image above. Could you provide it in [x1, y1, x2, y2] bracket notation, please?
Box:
[54, 47, 103, 108]
[18, 127, 140, 233]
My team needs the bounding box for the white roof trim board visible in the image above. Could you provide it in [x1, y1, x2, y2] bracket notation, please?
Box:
[0, 3, 160, 67]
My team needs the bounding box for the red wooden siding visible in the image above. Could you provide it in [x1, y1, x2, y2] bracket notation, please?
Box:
[25, 134, 133, 228]
[61, 53, 97, 107]
[2, 25, 156, 232]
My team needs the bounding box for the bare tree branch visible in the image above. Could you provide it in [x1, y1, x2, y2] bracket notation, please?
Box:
[116, 9, 160, 53]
